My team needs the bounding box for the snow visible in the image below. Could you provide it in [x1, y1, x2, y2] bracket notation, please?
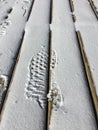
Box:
[0, 0, 50, 129]
[26, 0, 50, 27]
[0, 26, 50, 130]
[0, 0, 34, 105]
[72, 0, 98, 98]
[79, 25, 98, 96]
[0, 0, 97, 130]
[49, 0, 97, 130]
[0, 26, 49, 130]
[0, 0, 34, 75]
[25, 46, 49, 109]
[47, 83, 63, 110]
[73, 0, 97, 23]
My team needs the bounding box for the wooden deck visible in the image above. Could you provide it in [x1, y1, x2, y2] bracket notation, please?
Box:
[0, 0, 98, 130]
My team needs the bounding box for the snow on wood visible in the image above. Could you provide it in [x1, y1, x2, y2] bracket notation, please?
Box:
[0, 0, 97, 130]
[25, 0, 51, 27]
[0, 26, 50, 130]
[0, 0, 51, 130]
[73, 0, 97, 23]
[76, 26, 98, 117]
[0, 0, 34, 108]
[0, 0, 34, 76]
[71, 0, 98, 121]
[48, 0, 97, 130]
[80, 25, 98, 96]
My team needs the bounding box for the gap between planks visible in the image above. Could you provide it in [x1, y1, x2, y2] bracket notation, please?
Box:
[47, 30, 52, 130]
[47, 0, 53, 129]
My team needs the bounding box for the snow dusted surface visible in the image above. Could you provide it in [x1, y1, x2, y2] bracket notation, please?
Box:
[0, 0, 97, 130]
[73, 0, 98, 98]
[0, 0, 50, 130]
[49, 0, 97, 130]
[0, 0, 34, 105]
[80, 25, 98, 95]
[0, 26, 50, 130]
[73, 0, 97, 22]
[26, 0, 50, 26]
[0, 0, 34, 76]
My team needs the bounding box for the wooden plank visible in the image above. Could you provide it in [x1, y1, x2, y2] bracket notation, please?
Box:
[70, 0, 98, 123]
[0, 26, 50, 130]
[26, 0, 51, 26]
[0, 0, 51, 129]
[48, 0, 97, 130]
[73, 0, 97, 22]
[76, 30, 98, 121]
[0, 0, 34, 109]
